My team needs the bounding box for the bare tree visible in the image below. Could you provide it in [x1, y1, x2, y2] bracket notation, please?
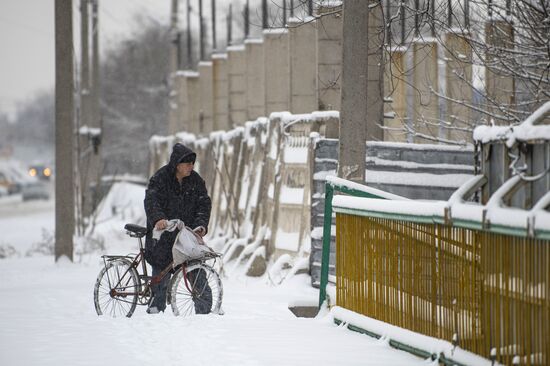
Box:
[269, 0, 549, 144]
[380, 0, 550, 143]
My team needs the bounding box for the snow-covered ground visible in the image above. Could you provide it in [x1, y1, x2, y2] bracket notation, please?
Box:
[0, 183, 427, 366]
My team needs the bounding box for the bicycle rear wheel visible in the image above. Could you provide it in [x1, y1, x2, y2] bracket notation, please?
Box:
[94, 259, 139, 317]
[170, 263, 223, 317]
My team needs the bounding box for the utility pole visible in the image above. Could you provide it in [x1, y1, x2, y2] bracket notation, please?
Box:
[55, 0, 75, 261]
[88, 0, 101, 217]
[91, 0, 99, 131]
[338, 0, 384, 182]
[79, 0, 90, 222]
[80, 0, 90, 131]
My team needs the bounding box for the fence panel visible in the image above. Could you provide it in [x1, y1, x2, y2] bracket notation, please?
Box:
[335, 213, 549, 365]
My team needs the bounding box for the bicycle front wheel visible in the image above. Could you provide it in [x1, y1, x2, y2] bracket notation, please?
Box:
[94, 258, 139, 317]
[170, 263, 223, 317]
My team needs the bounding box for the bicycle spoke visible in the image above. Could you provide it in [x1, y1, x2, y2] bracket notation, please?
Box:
[94, 260, 138, 317]
[169, 263, 222, 317]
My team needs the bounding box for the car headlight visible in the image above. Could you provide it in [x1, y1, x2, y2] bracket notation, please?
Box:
[29, 168, 37, 177]
[43, 168, 51, 177]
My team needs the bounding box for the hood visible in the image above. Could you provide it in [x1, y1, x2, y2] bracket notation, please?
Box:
[168, 143, 196, 171]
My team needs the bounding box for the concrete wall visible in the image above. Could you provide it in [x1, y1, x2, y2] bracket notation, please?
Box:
[164, 15, 522, 148]
[227, 45, 247, 128]
[316, 4, 343, 111]
[289, 18, 318, 114]
[198, 61, 214, 134]
[263, 29, 290, 115]
[212, 53, 229, 132]
[245, 39, 266, 121]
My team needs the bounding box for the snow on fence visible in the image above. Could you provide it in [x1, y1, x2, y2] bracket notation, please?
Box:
[310, 138, 475, 288]
[318, 103, 550, 366]
[149, 111, 339, 277]
[320, 170, 550, 365]
[474, 101, 550, 208]
[150, 112, 476, 281]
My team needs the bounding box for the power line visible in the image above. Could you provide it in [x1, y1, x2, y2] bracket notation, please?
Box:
[0, 17, 53, 37]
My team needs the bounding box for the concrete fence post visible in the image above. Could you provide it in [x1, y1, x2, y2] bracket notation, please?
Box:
[316, 3, 343, 111]
[245, 38, 266, 121]
[263, 29, 290, 115]
[444, 32, 472, 143]
[412, 39, 439, 143]
[227, 45, 247, 128]
[198, 61, 214, 134]
[288, 17, 318, 114]
[384, 47, 407, 142]
[212, 53, 229, 131]
[485, 20, 515, 125]
[183, 71, 200, 134]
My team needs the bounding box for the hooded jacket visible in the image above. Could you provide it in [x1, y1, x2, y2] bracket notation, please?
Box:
[144, 143, 212, 268]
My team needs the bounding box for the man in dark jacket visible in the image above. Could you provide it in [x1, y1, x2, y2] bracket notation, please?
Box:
[144, 143, 212, 313]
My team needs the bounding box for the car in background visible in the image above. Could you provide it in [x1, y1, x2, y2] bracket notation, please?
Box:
[22, 181, 50, 201]
[28, 164, 53, 180]
[0, 159, 35, 194]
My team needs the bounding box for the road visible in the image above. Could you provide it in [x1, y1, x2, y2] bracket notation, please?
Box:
[0, 182, 54, 256]
[0, 183, 428, 366]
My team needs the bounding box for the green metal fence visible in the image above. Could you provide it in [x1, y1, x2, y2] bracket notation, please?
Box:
[319, 177, 550, 365]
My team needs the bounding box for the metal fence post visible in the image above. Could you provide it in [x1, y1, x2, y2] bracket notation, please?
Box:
[319, 181, 334, 307]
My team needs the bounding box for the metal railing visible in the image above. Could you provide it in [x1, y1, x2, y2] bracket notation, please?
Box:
[318, 176, 407, 307]
[321, 177, 550, 365]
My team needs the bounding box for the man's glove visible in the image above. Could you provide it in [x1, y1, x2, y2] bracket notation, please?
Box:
[193, 226, 206, 237]
[153, 219, 184, 240]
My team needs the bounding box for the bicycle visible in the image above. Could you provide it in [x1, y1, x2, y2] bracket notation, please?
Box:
[93, 223, 223, 318]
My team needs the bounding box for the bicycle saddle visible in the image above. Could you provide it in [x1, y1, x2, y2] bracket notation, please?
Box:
[124, 223, 148, 238]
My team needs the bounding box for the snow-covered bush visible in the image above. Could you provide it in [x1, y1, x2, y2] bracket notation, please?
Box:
[25, 229, 54, 257]
[0, 243, 19, 258]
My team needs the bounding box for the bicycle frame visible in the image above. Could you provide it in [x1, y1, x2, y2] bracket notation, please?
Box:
[100, 235, 151, 302]
[99, 230, 221, 306]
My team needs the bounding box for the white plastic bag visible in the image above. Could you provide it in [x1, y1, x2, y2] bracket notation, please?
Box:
[172, 226, 213, 265]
